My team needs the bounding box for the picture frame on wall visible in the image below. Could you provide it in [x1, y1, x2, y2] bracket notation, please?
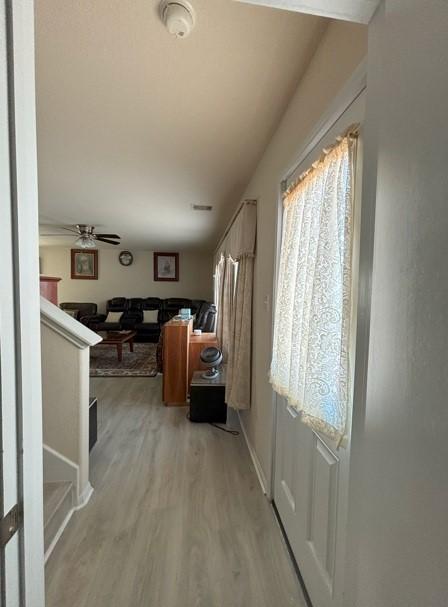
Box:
[153, 252, 179, 282]
[71, 249, 98, 280]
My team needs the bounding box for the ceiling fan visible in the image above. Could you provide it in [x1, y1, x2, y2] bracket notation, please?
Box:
[41, 224, 121, 248]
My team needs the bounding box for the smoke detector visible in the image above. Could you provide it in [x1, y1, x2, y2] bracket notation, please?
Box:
[160, 0, 196, 39]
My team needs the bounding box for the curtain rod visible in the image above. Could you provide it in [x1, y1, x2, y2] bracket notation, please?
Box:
[283, 83, 365, 187]
[283, 123, 360, 201]
[214, 198, 257, 254]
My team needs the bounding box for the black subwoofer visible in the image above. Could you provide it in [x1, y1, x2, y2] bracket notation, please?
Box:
[189, 370, 227, 423]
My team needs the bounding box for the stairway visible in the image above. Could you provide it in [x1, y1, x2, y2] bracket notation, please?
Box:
[43, 481, 73, 558]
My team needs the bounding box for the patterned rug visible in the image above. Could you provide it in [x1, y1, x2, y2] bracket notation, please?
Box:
[90, 343, 158, 377]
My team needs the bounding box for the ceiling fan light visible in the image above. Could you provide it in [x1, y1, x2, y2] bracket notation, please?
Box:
[75, 234, 96, 248]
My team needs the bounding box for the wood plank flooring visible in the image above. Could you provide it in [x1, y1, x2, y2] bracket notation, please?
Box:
[45, 376, 306, 607]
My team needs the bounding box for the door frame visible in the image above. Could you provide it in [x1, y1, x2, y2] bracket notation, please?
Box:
[269, 58, 367, 499]
[2, 0, 45, 604]
[268, 60, 368, 607]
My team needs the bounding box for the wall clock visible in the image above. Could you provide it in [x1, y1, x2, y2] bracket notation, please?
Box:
[119, 250, 133, 266]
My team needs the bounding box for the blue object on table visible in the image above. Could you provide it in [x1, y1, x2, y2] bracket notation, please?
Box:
[179, 308, 191, 319]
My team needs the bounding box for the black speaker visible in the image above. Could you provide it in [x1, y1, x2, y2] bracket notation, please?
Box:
[189, 383, 227, 424]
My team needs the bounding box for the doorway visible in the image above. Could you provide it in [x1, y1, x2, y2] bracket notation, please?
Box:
[273, 89, 365, 607]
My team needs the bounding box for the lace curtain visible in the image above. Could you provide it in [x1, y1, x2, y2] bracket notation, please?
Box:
[270, 134, 358, 442]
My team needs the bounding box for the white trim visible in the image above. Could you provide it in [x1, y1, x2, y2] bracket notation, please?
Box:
[43, 444, 78, 485]
[44, 508, 74, 564]
[4, 1, 45, 603]
[75, 482, 94, 510]
[43, 443, 78, 473]
[40, 296, 102, 349]
[234, 0, 380, 25]
[268, 178, 286, 499]
[283, 58, 367, 185]
[43, 481, 94, 563]
[238, 412, 270, 498]
[42, 444, 94, 509]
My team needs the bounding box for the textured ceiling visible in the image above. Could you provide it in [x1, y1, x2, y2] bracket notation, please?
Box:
[36, 0, 326, 251]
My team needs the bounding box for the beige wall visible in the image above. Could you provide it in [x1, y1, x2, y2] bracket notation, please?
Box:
[347, 2, 448, 605]
[238, 20, 367, 488]
[39, 247, 213, 313]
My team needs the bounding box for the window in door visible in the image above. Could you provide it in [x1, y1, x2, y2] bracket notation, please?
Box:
[270, 126, 359, 443]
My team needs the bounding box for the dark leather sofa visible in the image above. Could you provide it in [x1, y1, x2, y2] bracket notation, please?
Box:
[59, 302, 98, 325]
[61, 297, 216, 342]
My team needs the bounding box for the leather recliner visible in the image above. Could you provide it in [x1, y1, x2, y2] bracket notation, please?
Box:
[133, 298, 163, 343]
[194, 302, 217, 333]
[90, 297, 129, 331]
[59, 302, 98, 325]
[160, 298, 193, 324]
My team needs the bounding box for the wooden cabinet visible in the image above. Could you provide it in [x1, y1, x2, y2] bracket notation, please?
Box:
[162, 318, 192, 406]
[39, 275, 61, 305]
[188, 333, 218, 388]
[162, 318, 218, 406]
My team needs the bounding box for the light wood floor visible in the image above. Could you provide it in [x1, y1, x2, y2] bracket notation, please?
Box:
[46, 376, 306, 607]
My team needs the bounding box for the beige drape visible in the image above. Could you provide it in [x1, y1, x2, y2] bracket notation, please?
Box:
[225, 253, 254, 409]
[215, 255, 236, 362]
[222, 202, 257, 410]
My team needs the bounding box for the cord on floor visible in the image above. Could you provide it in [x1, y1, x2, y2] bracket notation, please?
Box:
[186, 412, 240, 436]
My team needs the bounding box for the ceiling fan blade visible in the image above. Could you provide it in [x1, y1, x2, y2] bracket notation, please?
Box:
[95, 233, 121, 239]
[60, 226, 81, 234]
[40, 233, 75, 237]
[95, 237, 120, 245]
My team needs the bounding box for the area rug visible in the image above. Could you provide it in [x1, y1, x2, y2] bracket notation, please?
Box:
[90, 343, 158, 377]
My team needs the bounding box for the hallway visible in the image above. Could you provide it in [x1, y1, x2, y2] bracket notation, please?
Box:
[45, 377, 306, 607]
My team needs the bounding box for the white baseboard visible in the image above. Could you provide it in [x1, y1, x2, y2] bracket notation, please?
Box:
[237, 412, 270, 498]
[44, 507, 74, 564]
[75, 482, 94, 510]
[44, 482, 94, 564]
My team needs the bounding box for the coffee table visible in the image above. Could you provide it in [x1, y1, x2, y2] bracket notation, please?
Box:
[96, 330, 137, 362]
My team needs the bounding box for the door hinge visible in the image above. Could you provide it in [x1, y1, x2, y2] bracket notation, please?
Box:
[0, 503, 23, 549]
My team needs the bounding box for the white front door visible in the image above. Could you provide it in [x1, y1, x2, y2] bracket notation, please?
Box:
[273, 90, 365, 607]
[0, 1, 45, 605]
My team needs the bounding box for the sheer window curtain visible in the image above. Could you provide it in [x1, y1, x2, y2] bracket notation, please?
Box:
[270, 131, 358, 442]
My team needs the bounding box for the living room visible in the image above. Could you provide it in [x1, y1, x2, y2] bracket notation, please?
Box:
[39, 248, 213, 315]
[39, 246, 214, 373]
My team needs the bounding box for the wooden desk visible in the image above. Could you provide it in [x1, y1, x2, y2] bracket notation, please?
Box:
[162, 318, 218, 406]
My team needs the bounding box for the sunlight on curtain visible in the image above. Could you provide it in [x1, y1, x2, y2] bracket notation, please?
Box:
[215, 254, 237, 362]
[270, 133, 358, 442]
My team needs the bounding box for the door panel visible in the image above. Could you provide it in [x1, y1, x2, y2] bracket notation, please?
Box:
[0, 1, 21, 603]
[274, 396, 346, 607]
[273, 90, 365, 607]
[306, 435, 339, 594]
[0, 1, 44, 605]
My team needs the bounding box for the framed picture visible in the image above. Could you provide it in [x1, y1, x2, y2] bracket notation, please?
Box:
[153, 252, 179, 282]
[71, 249, 98, 280]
